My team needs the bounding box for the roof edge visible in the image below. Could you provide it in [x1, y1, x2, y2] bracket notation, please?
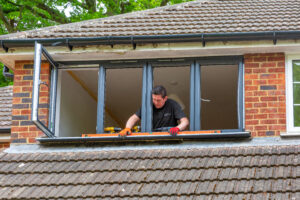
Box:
[1, 30, 300, 50]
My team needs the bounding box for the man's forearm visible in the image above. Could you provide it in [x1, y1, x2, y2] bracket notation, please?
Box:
[125, 114, 140, 129]
[177, 117, 189, 131]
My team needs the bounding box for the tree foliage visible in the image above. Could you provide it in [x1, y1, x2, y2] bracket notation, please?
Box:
[0, 0, 192, 86]
[0, 0, 193, 34]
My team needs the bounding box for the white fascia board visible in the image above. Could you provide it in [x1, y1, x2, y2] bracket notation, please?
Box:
[0, 135, 11, 143]
[2, 40, 300, 69]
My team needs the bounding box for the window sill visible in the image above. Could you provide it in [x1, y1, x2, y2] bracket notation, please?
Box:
[37, 131, 251, 144]
[280, 132, 300, 137]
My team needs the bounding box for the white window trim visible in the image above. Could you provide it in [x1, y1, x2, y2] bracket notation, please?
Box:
[286, 55, 300, 133]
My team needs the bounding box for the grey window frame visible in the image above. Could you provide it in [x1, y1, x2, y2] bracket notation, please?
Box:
[32, 42, 58, 138]
[32, 44, 244, 137]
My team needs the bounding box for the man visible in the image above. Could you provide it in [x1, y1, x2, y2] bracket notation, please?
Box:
[119, 85, 189, 136]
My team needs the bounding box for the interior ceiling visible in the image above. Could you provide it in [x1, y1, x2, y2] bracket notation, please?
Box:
[70, 64, 237, 129]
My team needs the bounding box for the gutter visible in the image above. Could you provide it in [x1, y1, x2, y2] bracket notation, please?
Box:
[0, 128, 10, 133]
[1, 31, 300, 51]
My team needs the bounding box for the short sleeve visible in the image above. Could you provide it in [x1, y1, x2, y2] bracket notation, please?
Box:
[172, 100, 186, 120]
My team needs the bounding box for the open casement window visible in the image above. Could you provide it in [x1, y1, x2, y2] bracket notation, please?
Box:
[32, 43, 58, 137]
[33, 44, 248, 141]
[286, 56, 300, 133]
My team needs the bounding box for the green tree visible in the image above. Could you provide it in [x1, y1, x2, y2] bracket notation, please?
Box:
[0, 0, 192, 86]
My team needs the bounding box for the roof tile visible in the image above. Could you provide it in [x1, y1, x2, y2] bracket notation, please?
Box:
[0, 144, 299, 199]
[2, 0, 300, 40]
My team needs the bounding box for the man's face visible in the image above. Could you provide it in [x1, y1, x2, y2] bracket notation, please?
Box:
[152, 94, 167, 109]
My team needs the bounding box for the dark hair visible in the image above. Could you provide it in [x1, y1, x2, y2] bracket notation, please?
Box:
[152, 85, 167, 98]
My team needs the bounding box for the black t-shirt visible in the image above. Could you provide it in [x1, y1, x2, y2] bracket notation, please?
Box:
[135, 99, 186, 130]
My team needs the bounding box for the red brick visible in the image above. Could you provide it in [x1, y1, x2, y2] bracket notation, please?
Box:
[245, 120, 259, 125]
[245, 103, 253, 108]
[245, 86, 258, 91]
[277, 62, 285, 67]
[253, 91, 267, 96]
[268, 79, 285, 85]
[253, 80, 267, 85]
[254, 114, 268, 119]
[260, 97, 277, 101]
[245, 115, 254, 120]
[29, 127, 38, 132]
[245, 80, 252, 85]
[254, 57, 267, 62]
[269, 114, 285, 119]
[260, 119, 277, 124]
[268, 56, 285, 62]
[245, 91, 253, 96]
[19, 132, 37, 138]
[269, 125, 286, 131]
[245, 74, 258, 79]
[258, 131, 266, 136]
[255, 125, 268, 130]
[245, 69, 252, 73]
[260, 108, 277, 113]
[260, 74, 277, 79]
[11, 127, 28, 132]
[253, 103, 267, 108]
[268, 68, 285, 73]
[21, 109, 31, 115]
[253, 68, 267, 73]
[245, 97, 259, 102]
[28, 138, 37, 143]
[261, 62, 276, 68]
[246, 109, 259, 114]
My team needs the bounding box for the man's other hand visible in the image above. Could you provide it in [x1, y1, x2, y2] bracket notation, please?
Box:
[119, 128, 132, 137]
[169, 127, 180, 136]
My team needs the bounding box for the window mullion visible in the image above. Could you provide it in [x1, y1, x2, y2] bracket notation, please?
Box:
[194, 61, 201, 130]
[237, 61, 244, 131]
[190, 61, 201, 131]
[96, 65, 106, 133]
[48, 65, 58, 133]
[141, 63, 153, 132]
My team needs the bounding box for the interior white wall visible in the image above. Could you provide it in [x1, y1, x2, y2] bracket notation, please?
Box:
[58, 70, 97, 137]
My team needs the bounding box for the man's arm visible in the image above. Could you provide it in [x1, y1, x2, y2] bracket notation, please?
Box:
[119, 114, 140, 136]
[177, 117, 189, 131]
[169, 117, 189, 136]
[125, 114, 140, 129]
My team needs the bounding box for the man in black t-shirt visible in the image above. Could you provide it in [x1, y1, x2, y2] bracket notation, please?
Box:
[119, 85, 189, 136]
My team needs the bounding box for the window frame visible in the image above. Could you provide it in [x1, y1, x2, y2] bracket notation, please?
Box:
[33, 43, 245, 138]
[95, 56, 244, 133]
[286, 55, 300, 133]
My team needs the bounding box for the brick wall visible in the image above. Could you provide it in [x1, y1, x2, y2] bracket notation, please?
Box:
[244, 53, 286, 137]
[0, 142, 9, 150]
[11, 61, 50, 144]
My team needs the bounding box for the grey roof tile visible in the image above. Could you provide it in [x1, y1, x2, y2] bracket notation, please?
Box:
[2, 0, 300, 40]
[0, 144, 299, 199]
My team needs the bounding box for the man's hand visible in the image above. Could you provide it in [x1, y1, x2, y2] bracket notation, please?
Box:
[169, 127, 180, 136]
[119, 128, 132, 137]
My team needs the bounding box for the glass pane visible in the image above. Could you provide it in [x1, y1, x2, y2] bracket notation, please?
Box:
[294, 106, 300, 127]
[105, 68, 142, 130]
[58, 69, 98, 137]
[153, 65, 190, 131]
[293, 61, 300, 82]
[201, 65, 238, 130]
[293, 83, 300, 104]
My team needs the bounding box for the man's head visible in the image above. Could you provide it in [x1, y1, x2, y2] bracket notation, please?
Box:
[152, 85, 168, 109]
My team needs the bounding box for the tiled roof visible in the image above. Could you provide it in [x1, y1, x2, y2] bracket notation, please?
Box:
[0, 86, 12, 129]
[1, 0, 300, 40]
[0, 144, 299, 199]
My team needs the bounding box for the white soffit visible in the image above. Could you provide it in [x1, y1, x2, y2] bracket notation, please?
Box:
[1, 40, 300, 69]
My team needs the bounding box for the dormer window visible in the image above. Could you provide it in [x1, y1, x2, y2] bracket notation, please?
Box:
[32, 43, 246, 141]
